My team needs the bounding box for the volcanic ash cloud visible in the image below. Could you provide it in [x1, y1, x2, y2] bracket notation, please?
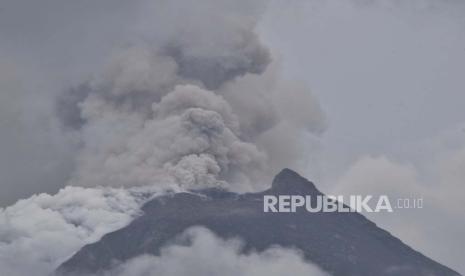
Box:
[58, 0, 326, 192]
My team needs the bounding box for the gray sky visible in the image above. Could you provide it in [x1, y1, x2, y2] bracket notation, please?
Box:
[0, 0, 464, 274]
[260, 1, 465, 179]
[259, 1, 465, 273]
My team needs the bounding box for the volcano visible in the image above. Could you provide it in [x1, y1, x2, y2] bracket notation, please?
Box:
[57, 169, 460, 276]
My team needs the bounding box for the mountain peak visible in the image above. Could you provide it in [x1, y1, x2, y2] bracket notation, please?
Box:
[57, 169, 460, 276]
[270, 168, 320, 195]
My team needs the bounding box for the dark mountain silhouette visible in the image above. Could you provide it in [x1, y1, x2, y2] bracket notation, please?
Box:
[57, 169, 460, 276]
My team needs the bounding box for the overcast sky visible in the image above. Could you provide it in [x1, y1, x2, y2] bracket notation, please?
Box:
[260, 0, 465, 179]
[0, 0, 464, 274]
[259, 1, 465, 273]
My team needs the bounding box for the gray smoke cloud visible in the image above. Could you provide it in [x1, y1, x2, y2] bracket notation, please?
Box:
[57, 0, 326, 192]
[0, 0, 326, 204]
[0, 1, 327, 275]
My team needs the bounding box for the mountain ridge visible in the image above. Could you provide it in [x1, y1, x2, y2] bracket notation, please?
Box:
[57, 169, 460, 276]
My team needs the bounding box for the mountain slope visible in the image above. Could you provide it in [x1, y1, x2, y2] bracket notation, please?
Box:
[57, 169, 460, 276]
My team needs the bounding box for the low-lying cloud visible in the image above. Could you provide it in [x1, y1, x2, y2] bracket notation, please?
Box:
[106, 227, 328, 276]
[330, 123, 465, 273]
[0, 186, 155, 276]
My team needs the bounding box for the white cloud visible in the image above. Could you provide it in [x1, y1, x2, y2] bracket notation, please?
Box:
[331, 126, 465, 273]
[0, 186, 157, 276]
[108, 227, 328, 276]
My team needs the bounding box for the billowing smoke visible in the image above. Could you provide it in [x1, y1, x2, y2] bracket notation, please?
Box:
[0, 1, 327, 275]
[104, 227, 328, 276]
[58, 0, 326, 192]
[69, 82, 268, 191]
[0, 186, 158, 276]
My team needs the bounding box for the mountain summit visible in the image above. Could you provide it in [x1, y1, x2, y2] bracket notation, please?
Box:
[57, 169, 460, 276]
[270, 168, 320, 195]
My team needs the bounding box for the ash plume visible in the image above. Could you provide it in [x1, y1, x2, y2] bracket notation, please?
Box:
[0, 1, 326, 274]
[57, 0, 326, 192]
